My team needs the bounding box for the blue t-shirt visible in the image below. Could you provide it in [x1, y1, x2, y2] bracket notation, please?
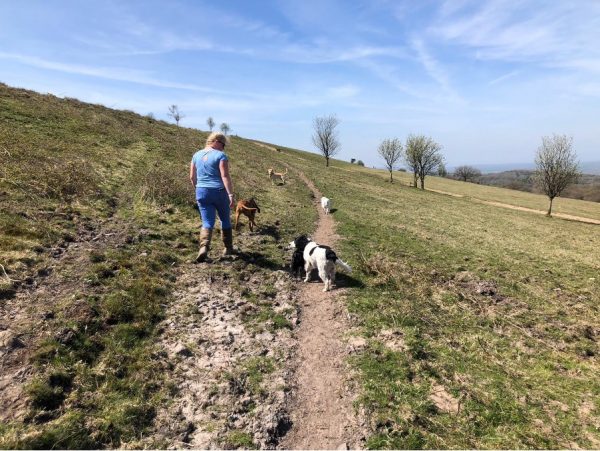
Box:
[191, 148, 228, 189]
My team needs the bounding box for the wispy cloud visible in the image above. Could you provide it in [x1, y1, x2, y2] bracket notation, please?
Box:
[488, 70, 519, 86]
[0, 51, 240, 95]
[277, 42, 406, 64]
[411, 38, 463, 103]
[433, 0, 600, 73]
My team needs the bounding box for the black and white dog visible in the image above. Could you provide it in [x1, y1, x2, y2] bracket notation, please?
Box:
[290, 246, 306, 280]
[289, 235, 352, 292]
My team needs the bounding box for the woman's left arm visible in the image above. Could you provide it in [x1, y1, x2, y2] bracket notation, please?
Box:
[189, 161, 197, 187]
[219, 159, 235, 207]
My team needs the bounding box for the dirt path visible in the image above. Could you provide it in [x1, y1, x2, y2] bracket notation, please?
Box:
[280, 172, 363, 450]
[251, 141, 279, 152]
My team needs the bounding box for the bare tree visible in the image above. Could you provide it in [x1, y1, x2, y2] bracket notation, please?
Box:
[534, 134, 580, 216]
[220, 123, 230, 135]
[377, 138, 403, 183]
[454, 165, 482, 182]
[167, 105, 185, 126]
[404, 134, 444, 189]
[207, 116, 215, 131]
[312, 114, 340, 167]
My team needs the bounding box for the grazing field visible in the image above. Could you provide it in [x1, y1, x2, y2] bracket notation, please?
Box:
[366, 166, 600, 222]
[279, 149, 600, 449]
[1, 83, 599, 449]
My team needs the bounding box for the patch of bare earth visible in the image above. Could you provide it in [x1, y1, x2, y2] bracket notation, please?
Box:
[143, 263, 297, 449]
[279, 172, 365, 450]
[251, 141, 279, 152]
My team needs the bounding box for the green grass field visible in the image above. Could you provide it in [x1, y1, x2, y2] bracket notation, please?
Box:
[1, 83, 599, 448]
[371, 166, 600, 221]
[278, 149, 600, 449]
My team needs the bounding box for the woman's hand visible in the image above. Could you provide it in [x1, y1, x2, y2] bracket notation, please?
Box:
[228, 193, 235, 208]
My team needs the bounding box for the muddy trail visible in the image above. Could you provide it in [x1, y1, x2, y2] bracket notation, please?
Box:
[279, 172, 364, 450]
[145, 171, 365, 449]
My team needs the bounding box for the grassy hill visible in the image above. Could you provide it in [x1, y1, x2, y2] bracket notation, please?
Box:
[1, 83, 599, 448]
[474, 170, 600, 204]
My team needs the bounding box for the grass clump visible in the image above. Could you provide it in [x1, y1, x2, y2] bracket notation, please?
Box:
[226, 356, 276, 397]
[220, 430, 258, 449]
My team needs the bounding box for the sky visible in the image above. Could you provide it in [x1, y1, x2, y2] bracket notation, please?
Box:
[1, 0, 599, 168]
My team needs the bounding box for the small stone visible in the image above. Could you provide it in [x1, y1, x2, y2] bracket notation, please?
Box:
[347, 336, 367, 352]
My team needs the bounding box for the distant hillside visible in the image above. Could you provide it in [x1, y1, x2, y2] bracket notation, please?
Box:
[476, 170, 600, 203]
[449, 161, 600, 175]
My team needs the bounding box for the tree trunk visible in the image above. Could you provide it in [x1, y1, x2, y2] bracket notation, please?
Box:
[389, 170, 393, 183]
[420, 176, 425, 190]
[326, 157, 329, 167]
[413, 172, 418, 187]
[547, 197, 554, 216]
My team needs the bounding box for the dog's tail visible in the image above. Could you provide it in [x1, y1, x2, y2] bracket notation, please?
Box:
[335, 258, 352, 273]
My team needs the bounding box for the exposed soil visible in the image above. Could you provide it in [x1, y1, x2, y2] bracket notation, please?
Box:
[143, 263, 298, 449]
[279, 172, 365, 450]
[145, 171, 365, 449]
[251, 141, 279, 152]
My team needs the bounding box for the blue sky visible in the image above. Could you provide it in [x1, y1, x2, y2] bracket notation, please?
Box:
[1, 0, 599, 168]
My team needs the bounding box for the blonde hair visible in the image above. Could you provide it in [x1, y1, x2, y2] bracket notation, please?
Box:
[206, 132, 228, 147]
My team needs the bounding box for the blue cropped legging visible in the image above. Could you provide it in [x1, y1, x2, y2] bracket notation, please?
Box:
[195, 187, 231, 229]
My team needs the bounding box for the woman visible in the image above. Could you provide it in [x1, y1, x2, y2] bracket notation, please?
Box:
[190, 132, 235, 262]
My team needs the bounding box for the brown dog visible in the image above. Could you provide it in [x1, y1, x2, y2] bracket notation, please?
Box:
[235, 198, 261, 231]
[268, 168, 287, 185]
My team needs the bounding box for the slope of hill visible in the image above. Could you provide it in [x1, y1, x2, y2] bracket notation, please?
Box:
[475, 170, 600, 203]
[1, 83, 599, 449]
[448, 161, 600, 176]
[0, 83, 316, 448]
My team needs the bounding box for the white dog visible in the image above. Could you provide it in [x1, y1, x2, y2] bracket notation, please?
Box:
[289, 235, 352, 292]
[321, 196, 331, 215]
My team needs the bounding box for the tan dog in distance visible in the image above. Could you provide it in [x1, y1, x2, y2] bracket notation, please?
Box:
[268, 168, 288, 185]
[235, 198, 261, 231]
